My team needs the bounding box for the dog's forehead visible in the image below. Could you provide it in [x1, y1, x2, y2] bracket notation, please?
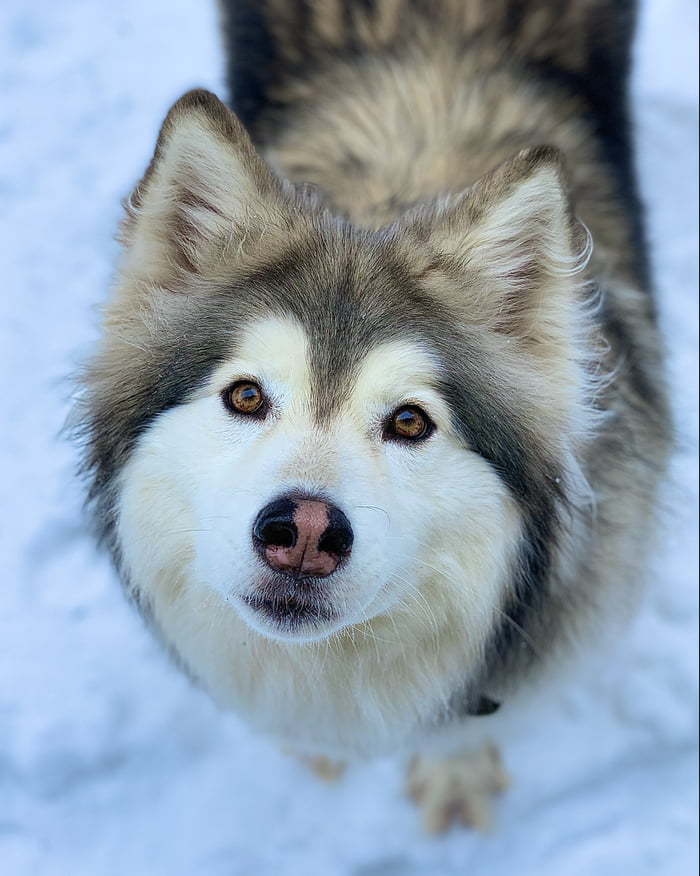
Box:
[206, 237, 453, 418]
[347, 339, 444, 405]
[233, 315, 311, 393]
[221, 314, 443, 415]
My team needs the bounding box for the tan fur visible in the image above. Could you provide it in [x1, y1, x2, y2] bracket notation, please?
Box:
[406, 743, 510, 833]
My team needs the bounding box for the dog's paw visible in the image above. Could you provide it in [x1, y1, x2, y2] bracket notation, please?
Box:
[298, 754, 346, 782]
[405, 742, 510, 833]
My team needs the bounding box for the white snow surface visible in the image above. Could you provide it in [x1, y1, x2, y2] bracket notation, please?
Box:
[1, 2, 697, 874]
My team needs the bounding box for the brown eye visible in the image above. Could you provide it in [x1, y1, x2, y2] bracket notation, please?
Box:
[384, 405, 434, 443]
[223, 380, 267, 417]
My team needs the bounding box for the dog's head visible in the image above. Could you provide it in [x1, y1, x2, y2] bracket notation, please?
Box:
[81, 91, 595, 726]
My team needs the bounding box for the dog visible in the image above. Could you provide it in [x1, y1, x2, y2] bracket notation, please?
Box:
[77, 0, 671, 832]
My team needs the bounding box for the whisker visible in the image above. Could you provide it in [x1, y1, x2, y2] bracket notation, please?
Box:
[488, 605, 541, 657]
[352, 504, 392, 530]
[379, 549, 542, 658]
[388, 572, 441, 652]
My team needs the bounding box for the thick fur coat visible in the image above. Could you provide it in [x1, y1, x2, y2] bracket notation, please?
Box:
[78, 0, 671, 831]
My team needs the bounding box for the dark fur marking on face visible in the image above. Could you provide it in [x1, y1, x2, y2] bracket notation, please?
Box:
[77, 302, 236, 548]
[490, 506, 558, 679]
[435, 374, 562, 508]
[434, 365, 567, 687]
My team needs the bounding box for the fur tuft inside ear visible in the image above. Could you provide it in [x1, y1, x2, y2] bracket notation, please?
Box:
[404, 146, 593, 363]
[121, 89, 288, 284]
[398, 146, 598, 435]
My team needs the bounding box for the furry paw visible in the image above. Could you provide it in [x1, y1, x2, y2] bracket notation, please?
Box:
[405, 742, 510, 833]
[298, 754, 346, 782]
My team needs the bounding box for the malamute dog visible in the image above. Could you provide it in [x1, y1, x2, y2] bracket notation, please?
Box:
[78, 0, 671, 832]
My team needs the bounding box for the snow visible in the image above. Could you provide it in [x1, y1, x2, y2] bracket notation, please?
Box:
[1, 2, 697, 874]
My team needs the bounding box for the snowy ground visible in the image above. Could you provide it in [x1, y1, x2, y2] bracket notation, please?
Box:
[1, 2, 697, 874]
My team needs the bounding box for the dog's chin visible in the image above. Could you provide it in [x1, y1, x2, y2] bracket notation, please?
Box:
[234, 591, 347, 643]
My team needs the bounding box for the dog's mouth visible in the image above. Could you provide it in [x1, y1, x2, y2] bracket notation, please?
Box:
[239, 590, 339, 635]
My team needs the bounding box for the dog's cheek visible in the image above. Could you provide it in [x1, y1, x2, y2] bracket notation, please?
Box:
[187, 422, 276, 598]
[116, 398, 260, 607]
[116, 412, 200, 612]
[383, 438, 523, 626]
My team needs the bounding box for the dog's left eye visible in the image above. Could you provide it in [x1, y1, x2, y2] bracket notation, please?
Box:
[223, 380, 268, 418]
[384, 405, 435, 443]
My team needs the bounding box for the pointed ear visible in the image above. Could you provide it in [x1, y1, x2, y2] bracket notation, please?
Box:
[405, 146, 591, 365]
[121, 89, 290, 285]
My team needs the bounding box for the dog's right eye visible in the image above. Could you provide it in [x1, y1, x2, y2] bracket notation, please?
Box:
[222, 380, 268, 418]
[383, 405, 435, 443]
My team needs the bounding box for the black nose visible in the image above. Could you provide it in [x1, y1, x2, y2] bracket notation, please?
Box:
[252, 496, 353, 578]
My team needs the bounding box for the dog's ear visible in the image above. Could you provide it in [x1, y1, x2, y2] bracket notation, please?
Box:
[120, 89, 291, 285]
[403, 146, 591, 368]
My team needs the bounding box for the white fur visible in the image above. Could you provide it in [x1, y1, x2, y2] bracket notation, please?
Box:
[117, 316, 523, 757]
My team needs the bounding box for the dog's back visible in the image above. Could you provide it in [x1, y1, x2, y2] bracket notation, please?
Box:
[220, 1, 645, 265]
[221, 0, 637, 148]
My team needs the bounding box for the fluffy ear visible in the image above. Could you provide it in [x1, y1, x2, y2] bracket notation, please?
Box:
[121, 89, 290, 285]
[405, 146, 591, 367]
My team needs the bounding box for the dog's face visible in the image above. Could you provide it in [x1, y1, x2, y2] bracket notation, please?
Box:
[82, 91, 593, 742]
[117, 311, 521, 644]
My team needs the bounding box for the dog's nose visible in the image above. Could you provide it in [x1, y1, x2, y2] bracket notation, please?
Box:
[252, 496, 353, 578]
